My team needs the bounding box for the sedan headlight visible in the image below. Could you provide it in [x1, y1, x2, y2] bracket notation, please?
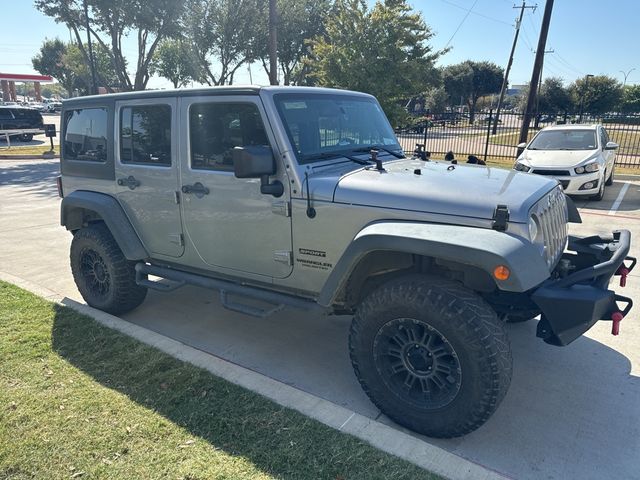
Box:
[514, 161, 531, 172]
[575, 161, 599, 174]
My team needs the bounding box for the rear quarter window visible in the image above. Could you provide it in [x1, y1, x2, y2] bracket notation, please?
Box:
[64, 108, 108, 162]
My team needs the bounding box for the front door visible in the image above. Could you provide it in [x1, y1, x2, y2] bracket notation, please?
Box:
[114, 98, 184, 258]
[179, 96, 293, 279]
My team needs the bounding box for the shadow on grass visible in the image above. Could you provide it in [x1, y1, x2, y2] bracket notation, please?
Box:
[50, 303, 434, 480]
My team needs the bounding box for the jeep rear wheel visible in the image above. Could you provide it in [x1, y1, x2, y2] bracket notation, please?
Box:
[349, 274, 512, 438]
[70, 223, 147, 315]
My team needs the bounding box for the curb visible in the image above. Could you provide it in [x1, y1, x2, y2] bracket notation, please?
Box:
[617, 174, 640, 180]
[0, 269, 510, 480]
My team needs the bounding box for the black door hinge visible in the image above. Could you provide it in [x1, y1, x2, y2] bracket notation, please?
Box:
[492, 205, 510, 231]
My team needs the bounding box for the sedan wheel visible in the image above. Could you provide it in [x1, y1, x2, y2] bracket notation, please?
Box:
[591, 177, 605, 201]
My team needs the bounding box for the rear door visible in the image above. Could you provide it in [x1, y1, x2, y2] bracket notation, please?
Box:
[114, 98, 184, 258]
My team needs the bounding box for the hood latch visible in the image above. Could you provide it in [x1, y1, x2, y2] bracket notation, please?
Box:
[492, 205, 510, 231]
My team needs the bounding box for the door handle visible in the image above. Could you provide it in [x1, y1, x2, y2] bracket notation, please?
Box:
[117, 175, 140, 190]
[181, 182, 210, 198]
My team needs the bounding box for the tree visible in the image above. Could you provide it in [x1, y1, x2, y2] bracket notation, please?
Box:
[35, 0, 187, 91]
[620, 84, 640, 113]
[422, 86, 448, 112]
[32, 39, 121, 96]
[568, 75, 623, 115]
[184, 0, 259, 86]
[442, 61, 503, 123]
[32, 39, 77, 97]
[305, 0, 441, 126]
[151, 39, 201, 88]
[515, 77, 573, 113]
[254, 0, 331, 85]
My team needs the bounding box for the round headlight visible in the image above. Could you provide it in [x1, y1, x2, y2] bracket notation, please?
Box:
[575, 166, 585, 174]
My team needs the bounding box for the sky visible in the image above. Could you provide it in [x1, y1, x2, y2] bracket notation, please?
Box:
[1, 0, 639, 91]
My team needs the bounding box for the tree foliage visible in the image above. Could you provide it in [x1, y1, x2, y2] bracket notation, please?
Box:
[254, 0, 331, 85]
[151, 39, 201, 88]
[568, 75, 623, 115]
[35, 0, 187, 91]
[32, 38, 120, 96]
[620, 84, 640, 113]
[305, 0, 441, 126]
[442, 60, 503, 122]
[184, 0, 259, 86]
[516, 77, 573, 113]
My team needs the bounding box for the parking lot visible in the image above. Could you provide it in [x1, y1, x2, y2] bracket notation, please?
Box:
[0, 158, 639, 480]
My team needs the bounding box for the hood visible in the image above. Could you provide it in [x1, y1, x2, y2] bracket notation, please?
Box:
[325, 158, 557, 223]
[521, 149, 598, 168]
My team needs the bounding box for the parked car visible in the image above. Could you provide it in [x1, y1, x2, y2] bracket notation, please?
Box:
[0, 105, 44, 142]
[514, 124, 617, 200]
[59, 86, 633, 439]
[45, 101, 63, 113]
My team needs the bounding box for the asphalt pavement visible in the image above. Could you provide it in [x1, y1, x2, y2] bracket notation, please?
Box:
[1, 158, 638, 480]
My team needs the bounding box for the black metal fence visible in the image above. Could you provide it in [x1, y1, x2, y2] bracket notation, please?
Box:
[395, 111, 640, 167]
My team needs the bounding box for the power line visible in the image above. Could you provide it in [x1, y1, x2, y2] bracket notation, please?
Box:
[443, 0, 479, 49]
[438, 0, 513, 26]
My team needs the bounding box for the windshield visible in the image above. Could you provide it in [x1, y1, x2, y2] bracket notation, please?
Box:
[274, 93, 401, 164]
[528, 129, 597, 151]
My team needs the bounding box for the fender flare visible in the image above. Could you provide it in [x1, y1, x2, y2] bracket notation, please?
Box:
[60, 190, 148, 261]
[318, 222, 550, 307]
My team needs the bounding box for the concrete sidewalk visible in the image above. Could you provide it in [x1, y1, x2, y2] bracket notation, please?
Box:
[1, 158, 639, 480]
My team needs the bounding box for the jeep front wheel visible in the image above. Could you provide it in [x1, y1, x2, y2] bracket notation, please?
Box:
[70, 223, 147, 315]
[349, 274, 512, 438]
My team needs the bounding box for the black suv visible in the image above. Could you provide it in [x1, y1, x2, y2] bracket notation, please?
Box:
[0, 106, 44, 142]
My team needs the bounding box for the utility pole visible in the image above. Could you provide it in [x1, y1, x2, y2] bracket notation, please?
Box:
[83, 0, 98, 95]
[518, 0, 554, 152]
[578, 74, 594, 123]
[492, 1, 537, 135]
[268, 0, 278, 85]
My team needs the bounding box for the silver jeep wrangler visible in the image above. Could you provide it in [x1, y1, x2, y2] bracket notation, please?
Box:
[59, 86, 634, 438]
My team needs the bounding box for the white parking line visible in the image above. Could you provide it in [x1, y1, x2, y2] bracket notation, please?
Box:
[609, 183, 630, 216]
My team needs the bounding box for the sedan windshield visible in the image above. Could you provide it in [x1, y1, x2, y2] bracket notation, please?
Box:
[274, 93, 401, 164]
[528, 129, 597, 151]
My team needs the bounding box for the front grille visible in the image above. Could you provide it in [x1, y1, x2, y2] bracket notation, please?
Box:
[532, 187, 568, 269]
[532, 169, 571, 176]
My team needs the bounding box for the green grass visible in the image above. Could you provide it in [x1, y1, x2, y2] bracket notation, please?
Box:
[0, 281, 439, 480]
[0, 145, 59, 156]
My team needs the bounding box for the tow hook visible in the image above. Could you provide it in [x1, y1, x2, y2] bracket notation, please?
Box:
[617, 265, 630, 287]
[611, 311, 624, 335]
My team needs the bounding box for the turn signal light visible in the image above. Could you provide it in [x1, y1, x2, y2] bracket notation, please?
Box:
[493, 265, 510, 281]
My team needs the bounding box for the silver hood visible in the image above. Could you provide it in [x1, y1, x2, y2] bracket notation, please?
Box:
[324, 158, 558, 223]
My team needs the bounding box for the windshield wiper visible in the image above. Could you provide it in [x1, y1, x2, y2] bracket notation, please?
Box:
[352, 145, 405, 159]
[302, 152, 371, 165]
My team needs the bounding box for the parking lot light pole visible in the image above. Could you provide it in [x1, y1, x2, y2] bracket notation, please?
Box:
[620, 68, 636, 88]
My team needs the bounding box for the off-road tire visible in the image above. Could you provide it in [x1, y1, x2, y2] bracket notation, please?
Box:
[605, 166, 614, 186]
[349, 274, 512, 438]
[70, 223, 147, 315]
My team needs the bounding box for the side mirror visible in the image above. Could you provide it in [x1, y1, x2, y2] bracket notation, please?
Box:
[232, 146, 283, 197]
[517, 142, 527, 149]
[604, 141, 619, 150]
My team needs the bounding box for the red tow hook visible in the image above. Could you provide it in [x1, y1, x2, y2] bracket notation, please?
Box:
[611, 312, 624, 335]
[617, 266, 630, 287]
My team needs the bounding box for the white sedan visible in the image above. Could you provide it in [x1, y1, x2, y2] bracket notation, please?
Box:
[514, 124, 618, 201]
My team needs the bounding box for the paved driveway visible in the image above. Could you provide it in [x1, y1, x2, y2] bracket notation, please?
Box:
[1, 158, 639, 480]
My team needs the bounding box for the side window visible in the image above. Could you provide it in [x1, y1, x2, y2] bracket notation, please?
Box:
[63, 108, 108, 162]
[189, 102, 269, 171]
[120, 104, 171, 166]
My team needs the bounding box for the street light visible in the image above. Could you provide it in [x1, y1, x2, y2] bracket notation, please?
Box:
[578, 74, 594, 123]
[620, 68, 636, 87]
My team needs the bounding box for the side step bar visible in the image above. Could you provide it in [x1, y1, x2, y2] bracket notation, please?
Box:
[135, 263, 324, 318]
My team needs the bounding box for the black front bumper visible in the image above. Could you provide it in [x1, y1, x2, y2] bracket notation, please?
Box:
[532, 230, 635, 346]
